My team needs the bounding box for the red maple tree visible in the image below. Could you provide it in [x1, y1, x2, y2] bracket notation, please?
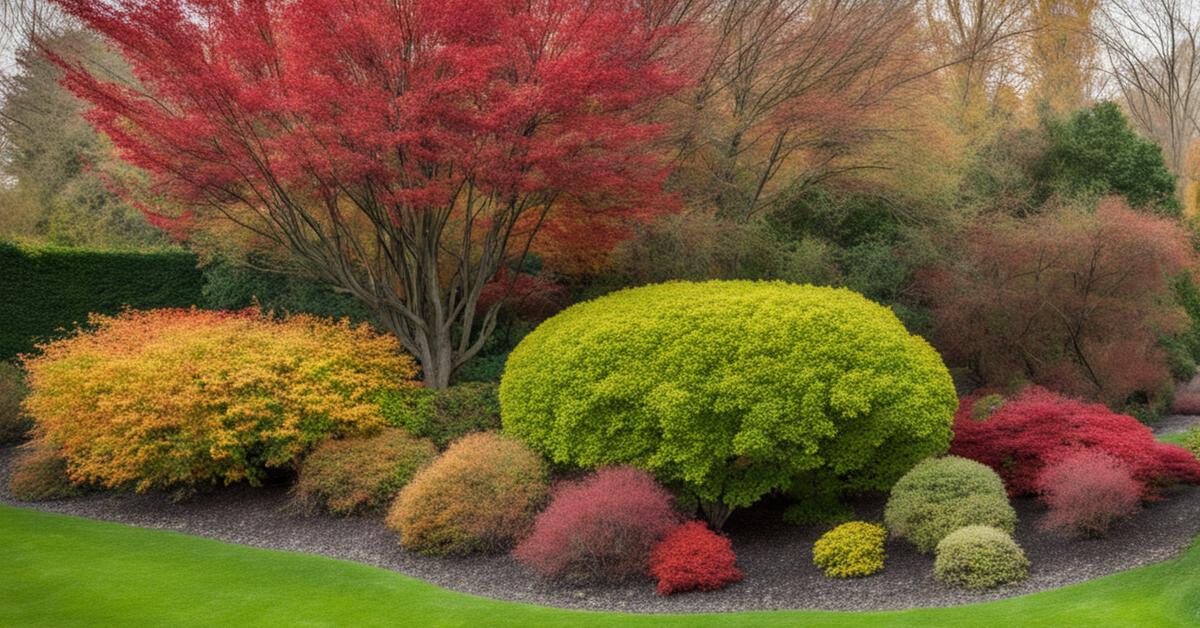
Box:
[48, 0, 685, 387]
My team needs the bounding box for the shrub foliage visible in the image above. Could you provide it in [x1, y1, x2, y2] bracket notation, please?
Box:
[22, 308, 416, 491]
[934, 525, 1030, 589]
[1037, 451, 1141, 538]
[884, 456, 1016, 553]
[812, 521, 887, 578]
[293, 429, 437, 516]
[649, 521, 744, 595]
[0, 362, 31, 444]
[501, 281, 957, 526]
[8, 442, 78, 501]
[379, 382, 501, 449]
[386, 432, 548, 556]
[951, 387, 1200, 497]
[514, 466, 680, 583]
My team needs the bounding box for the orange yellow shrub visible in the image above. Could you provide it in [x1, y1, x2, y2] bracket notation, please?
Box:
[22, 308, 418, 492]
[386, 432, 548, 555]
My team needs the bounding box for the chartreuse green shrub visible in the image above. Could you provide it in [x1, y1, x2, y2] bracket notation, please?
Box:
[501, 281, 957, 527]
[884, 456, 1017, 553]
[378, 382, 500, 449]
[934, 525, 1030, 589]
[812, 521, 887, 578]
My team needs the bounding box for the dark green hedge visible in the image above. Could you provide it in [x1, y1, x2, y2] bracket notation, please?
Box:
[0, 241, 203, 359]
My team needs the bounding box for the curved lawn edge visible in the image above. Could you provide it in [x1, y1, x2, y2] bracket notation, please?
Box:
[1, 505, 1197, 627]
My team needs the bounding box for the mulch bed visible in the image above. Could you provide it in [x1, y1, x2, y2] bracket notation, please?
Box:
[2, 443, 1198, 614]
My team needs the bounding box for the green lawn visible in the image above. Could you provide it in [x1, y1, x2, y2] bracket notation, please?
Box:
[1, 506, 1198, 627]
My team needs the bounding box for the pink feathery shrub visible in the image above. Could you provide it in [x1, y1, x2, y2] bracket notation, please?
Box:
[513, 466, 680, 583]
[1037, 450, 1141, 537]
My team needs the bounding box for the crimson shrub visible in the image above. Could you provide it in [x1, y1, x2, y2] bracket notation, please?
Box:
[649, 521, 743, 595]
[513, 466, 680, 583]
[951, 387, 1200, 497]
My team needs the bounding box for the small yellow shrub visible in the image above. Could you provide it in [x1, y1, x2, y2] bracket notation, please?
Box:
[812, 521, 887, 578]
[385, 432, 548, 555]
[22, 308, 418, 492]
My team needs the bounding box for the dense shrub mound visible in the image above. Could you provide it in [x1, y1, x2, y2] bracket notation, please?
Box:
[952, 387, 1200, 496]
[0, 362, 31, 444]
[884, 456, 1016, 553]
[8, 443, 77, 501]
[501, 281, 957, 526]
[649, 521, 743, 595]
[514, 466, 680, 583]
[1037, 451, 1141, 538]
[21, 308, 416, 492]
[379, 382, 500, 449]
[812, 522, 887, 578]
[387, 432, 547, 556]
[934, 525, 1029, 590]
[294, 429, 437, 516]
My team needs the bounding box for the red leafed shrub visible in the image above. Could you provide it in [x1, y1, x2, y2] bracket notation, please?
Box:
[951, 387, 1200, 497]
[649, 521, 743, 595]
[1171, 392, 1200, 416]
[513, 466, 680, 583]
[1037, 451, 1141, 538]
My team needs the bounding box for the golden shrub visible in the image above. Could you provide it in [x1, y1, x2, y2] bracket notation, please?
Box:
[22, 308, 418, 492]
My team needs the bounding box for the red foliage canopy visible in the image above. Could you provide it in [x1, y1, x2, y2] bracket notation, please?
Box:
[48, 0, 684, 387]
[649, 520, 743, 596]
[920, 198, 1195, 405]
[951, 387, 1200, 497]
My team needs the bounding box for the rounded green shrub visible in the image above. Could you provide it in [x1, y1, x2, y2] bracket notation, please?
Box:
[500, 281, 956, 525]
[884, 456, 1017, 553]
[934, 525, 1030, 589]
[812, 521, 887, 578]
[293, 428, 437, 516]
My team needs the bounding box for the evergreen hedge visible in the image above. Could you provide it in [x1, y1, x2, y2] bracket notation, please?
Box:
[0, 241, 203, 359]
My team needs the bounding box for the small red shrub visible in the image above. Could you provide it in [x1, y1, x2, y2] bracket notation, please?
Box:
[951, 387, 1200, 497]
[513, 466, 680, 583]
[1037, 451, 1141, 537]
[1171, 392, 1200, 415]
[650, 521, 743, 595]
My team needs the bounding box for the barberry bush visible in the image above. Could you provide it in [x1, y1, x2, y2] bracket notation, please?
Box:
[22, 308, 417, 492]
[1037, 451, 1142, 538]
[8, 442, 78, 501]
[514, 466, 680, 583]
[387, 432, 547, 555]
[293, 429, 437, 516]
[952, 387, 1200, 497]
[501, 281, 957, 527]
[649, 521, 743, 595]
[934, 525, 1030, 590]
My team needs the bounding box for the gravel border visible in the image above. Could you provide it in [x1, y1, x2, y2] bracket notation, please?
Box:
[3, 444, 1198, 614]
[1153, 414, 1200, 437]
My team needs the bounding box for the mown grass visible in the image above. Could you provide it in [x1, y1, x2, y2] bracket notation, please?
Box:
[2, 505, 1198, 627]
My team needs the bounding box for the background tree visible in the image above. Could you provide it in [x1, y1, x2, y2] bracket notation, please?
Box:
[49, 0, 684, 388]
[920, 197, 1194, 407]
[1029, 0, 1099, 116]
[1100, 0, 1200, 185]
[0, 29, 161, 247]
